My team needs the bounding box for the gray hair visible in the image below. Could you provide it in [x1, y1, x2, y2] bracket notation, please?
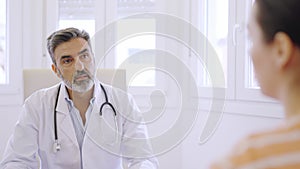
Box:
[47, 27, 91, 65]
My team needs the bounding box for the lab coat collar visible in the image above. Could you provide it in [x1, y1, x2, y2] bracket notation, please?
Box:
[55, 82, 69, 115]
[93, 79, 106, 110]
[54, 82, 78, 146]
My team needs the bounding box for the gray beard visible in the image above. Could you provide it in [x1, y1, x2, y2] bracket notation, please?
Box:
[64, 78, 94, 93]
[59, 70, 95, 93]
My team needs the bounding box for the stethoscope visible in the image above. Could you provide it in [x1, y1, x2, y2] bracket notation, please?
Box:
[53, 83, 118, 153]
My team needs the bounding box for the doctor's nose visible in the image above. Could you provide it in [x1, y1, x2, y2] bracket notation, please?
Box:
[75, 59, 84, 71]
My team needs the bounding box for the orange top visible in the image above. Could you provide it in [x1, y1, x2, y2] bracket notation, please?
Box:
[210, 116, 300, 169]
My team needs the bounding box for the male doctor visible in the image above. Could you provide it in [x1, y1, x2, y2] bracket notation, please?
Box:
[0, 27, 158, 169]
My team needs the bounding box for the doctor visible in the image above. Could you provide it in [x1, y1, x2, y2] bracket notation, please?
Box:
[0, 27, 158, 169]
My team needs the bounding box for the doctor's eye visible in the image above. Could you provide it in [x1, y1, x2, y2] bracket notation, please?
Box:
[61, 57, 73, 66]
[80, 53, 91, 61]
[79, 54, 92, 63]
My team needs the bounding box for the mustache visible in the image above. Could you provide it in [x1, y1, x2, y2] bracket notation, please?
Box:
[73, 70, 94, 80]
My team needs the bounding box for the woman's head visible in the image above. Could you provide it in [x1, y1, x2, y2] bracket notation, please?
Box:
[255, 0, 300, 46]
[248, 0, 300, 98]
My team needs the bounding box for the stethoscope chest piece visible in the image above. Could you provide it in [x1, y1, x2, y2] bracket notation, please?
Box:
[53, 140, 61, 153]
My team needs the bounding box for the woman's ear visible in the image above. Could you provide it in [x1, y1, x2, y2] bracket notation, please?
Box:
[272, 32, 294, 69]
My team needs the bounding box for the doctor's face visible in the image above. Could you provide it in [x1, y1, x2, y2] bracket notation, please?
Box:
[52, 37, 96, 93]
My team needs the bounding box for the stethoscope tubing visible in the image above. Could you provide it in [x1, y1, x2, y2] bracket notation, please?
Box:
[53, 83, 117, 152]
[99, 84, 117, 116]
[54, 84, 61, 143]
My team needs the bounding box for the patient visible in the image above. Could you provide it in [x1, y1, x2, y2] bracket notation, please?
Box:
[211, 0, 300, 168]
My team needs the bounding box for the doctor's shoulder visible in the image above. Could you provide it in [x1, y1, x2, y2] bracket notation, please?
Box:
[23, 83, 60, 115]
[25, 83, 60, 104]
[12, 83, 61, 134]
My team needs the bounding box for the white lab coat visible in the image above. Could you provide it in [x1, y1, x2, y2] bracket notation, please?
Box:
[0, 81, 158, 169]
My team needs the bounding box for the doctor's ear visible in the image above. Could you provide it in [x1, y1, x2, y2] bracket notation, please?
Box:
[51, 64, 60, 78]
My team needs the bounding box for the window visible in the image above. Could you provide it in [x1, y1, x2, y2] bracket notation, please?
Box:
[55, 0, 157, 87]
[0, 0, 7, 84]
[114, 0, 157, 87]
[44, 0, 278, 104]
[115, 18, 156, 86]
[245, 39, 259, 89]
[191, 0, 278, 105]
[245, 0, 259, 89]
[189, 0, 229, 99]
[0, 0, 23, 105]
[58, 0, 95, 36]
[199, 0, 228, 88]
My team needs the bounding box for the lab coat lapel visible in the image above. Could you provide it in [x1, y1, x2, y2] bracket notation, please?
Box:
[85, 83, 121, 153]
[55, 84, 78, 146]
[86, 82, 104, 142]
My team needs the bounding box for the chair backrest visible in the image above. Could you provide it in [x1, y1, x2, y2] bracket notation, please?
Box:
[23, 69, 126, 99]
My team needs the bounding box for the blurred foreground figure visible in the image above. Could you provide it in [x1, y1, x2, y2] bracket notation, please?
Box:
[211, 0, 300, 168]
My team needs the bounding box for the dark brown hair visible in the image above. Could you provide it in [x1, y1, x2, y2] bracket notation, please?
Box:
[47, 27, 91, 65]
[255, 0, 300, 46]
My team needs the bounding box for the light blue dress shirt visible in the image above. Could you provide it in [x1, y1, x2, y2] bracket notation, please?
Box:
[63, 87, 95, 168]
